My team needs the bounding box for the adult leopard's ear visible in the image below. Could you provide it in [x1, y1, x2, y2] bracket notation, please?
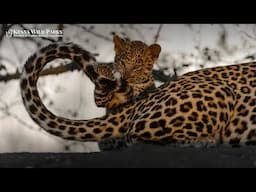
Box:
[147, 44, 161, 60]
[113, 35, 126, 53]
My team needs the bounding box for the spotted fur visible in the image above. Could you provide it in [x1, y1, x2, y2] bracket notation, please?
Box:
[20, 37, 256, 147]
[94, 35, 160, 110]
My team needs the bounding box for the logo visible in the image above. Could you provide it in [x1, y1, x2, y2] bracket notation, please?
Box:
[5, 29, 64, 38]
[5, 30, 13, 37]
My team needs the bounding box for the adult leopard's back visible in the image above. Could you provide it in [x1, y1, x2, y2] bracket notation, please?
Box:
[182, 63, 256, 145]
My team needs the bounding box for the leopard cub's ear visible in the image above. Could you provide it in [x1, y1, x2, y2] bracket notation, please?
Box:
[113, 35, 126, 52]
[147, 44, 161, 59]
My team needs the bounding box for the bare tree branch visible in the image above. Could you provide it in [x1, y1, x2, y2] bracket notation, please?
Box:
[0, 62, 81, 82]
[154, 24, 163, 43]
[0, 61, 173, 83]
[240, 30, 256, 41]
[0, 70, 20, 82]
[152, 69, 176, 82]
[0, 97, 73, 150]
[128, 24, 146, 42]
[74, 24, 112, 42]
[0, 55, 17, 66]
[0, 99, 36, 130]
[0, 24, 14, 44]
[9, 37, 24, 65]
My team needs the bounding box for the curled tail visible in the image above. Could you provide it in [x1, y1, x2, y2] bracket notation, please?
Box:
[20, 42, 127, 141]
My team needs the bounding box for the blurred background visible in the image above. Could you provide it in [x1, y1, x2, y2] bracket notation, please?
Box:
[0, 24, 256, 153]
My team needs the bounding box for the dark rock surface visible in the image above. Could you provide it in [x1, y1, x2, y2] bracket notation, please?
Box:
[1, 144, 256, 168]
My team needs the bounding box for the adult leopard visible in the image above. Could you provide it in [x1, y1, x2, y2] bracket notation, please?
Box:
[20, 36, 256, 147]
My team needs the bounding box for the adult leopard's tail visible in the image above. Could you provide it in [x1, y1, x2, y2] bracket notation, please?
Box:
[20, 42, 127, 141]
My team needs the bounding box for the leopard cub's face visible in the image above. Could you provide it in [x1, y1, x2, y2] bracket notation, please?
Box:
[113, 35, 161, 84]
[93, 35, 161, 111]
